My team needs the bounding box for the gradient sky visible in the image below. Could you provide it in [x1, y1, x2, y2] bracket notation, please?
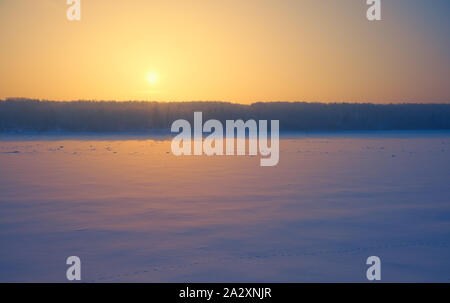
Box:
[0, 0, 449, 103]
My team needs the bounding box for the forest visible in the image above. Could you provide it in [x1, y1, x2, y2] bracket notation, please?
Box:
[1, 98, 449, 132]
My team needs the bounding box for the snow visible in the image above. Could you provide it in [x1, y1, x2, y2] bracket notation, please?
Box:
[0, 131, 449, 282]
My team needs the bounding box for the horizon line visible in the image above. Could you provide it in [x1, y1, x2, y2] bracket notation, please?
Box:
[2, 98, 450, 106]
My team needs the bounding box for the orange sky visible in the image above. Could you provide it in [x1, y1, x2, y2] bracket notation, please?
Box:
[0, 0, 449, 103]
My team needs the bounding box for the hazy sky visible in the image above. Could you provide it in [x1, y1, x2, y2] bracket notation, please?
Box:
[0, 0, 449, 103]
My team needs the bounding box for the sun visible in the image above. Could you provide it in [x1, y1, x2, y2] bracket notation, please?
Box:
[146, 72, 158, 84]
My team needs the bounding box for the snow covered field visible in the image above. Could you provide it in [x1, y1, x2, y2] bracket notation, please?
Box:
[0, 131, 449, 282]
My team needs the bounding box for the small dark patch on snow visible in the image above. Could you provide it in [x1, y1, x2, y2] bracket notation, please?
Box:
[3, 150, 20, 154]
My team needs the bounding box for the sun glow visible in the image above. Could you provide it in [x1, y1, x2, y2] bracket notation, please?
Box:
[147, 72, 158, 85]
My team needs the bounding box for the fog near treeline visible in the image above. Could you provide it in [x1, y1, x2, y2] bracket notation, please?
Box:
[1, 98, 450, 132]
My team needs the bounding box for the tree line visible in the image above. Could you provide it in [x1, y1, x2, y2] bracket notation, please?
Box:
[1, 98, 449, 132]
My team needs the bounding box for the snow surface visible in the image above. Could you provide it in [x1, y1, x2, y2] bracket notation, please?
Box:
[0, 131, 449, 282]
